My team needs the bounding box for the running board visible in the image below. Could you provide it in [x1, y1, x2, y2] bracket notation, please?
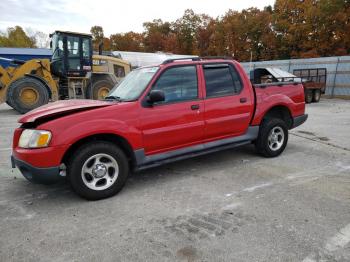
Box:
[134, 126, 259, 171]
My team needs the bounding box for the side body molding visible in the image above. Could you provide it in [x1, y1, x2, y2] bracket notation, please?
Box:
[134, 126, 259, 170]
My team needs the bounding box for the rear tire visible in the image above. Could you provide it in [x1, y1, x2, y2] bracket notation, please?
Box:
[312, 89, 321, 102]
[7, 77, 49, 114]
[305, 89, 313, 104]
[255, 118, 288, 158]
[67, 141, 129, 200]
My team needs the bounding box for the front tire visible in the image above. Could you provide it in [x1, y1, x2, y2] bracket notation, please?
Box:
[255, 118, 288, 158]
[7, 77, 50, 114]
[67, 141, 129, 200]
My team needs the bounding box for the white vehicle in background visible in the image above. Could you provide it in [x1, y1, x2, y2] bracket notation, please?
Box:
[112, 51, 197, 69]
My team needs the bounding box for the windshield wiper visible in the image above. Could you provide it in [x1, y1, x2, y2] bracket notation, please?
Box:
[104, 95, 122, 101]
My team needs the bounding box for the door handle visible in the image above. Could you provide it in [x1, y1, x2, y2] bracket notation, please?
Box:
[191, 104, 200, 110]
[240, 97, 247, 103]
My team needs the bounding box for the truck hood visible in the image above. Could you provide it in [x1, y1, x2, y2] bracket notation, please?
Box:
[19, 100, 114, 124]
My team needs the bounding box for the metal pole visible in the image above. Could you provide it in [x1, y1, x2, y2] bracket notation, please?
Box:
[288, 60, 292, 72]
[249, 50, 253, 71]
[331, 57, 340, 98]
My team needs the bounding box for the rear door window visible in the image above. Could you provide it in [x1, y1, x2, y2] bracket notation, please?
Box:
[203, 64, 242, 98]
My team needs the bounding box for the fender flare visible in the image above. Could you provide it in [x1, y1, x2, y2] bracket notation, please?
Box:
[52, 118, 142, 149]
[252, 94, 295, 126]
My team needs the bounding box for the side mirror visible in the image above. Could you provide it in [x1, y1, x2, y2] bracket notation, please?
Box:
[50, 41, 52, 49]
[147, 90, 165, 104]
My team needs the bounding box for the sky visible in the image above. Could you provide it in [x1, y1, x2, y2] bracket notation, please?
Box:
[1, 0, 275, 36]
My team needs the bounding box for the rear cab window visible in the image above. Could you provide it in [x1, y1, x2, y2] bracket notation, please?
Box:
[203, 63, 243, 98]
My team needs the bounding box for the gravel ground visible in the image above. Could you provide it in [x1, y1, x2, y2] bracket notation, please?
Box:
[0, 98, 349, 262]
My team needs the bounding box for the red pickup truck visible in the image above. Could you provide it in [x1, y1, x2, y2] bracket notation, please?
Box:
[11, 58, 307, 200]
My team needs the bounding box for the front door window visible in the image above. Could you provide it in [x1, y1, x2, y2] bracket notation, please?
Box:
[152, 66, 198, 104]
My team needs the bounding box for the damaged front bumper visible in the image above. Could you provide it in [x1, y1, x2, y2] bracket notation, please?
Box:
[11, 155, 63, 184]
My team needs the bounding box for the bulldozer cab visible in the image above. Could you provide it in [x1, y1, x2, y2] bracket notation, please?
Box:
[50, 31, 92, 78]
[1, 30, 132, 114]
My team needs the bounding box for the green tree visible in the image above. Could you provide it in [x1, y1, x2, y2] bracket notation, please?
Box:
[143, 19, 173, 52]
[206, 19, 226, 56]
[0, 31, 10, 47]
[194, 14, 214, 56]
[273, 0, 350, 58]
[0, 26, 36, 48]
[110, 32, 144, 52]
[90, 25, 105, 51]
[3, 2, 350, 59]
[309, 0, 350, 56]
[173, 9, 204, 54]
[217, 7, 276, 61]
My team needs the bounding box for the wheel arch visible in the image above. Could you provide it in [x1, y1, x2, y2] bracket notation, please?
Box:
[61, 133, 136, 170]
[262, 105, 293, 129]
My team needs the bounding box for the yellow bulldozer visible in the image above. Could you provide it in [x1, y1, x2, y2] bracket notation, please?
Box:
[0, 30, 131, 113]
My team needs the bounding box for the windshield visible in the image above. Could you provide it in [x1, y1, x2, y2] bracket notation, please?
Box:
[108, 66, 159, 101]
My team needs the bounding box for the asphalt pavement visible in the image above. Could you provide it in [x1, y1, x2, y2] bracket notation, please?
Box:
[0, 99, 349, 262]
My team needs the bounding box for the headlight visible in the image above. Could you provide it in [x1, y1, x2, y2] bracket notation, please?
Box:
[18, 129, 52, 148]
